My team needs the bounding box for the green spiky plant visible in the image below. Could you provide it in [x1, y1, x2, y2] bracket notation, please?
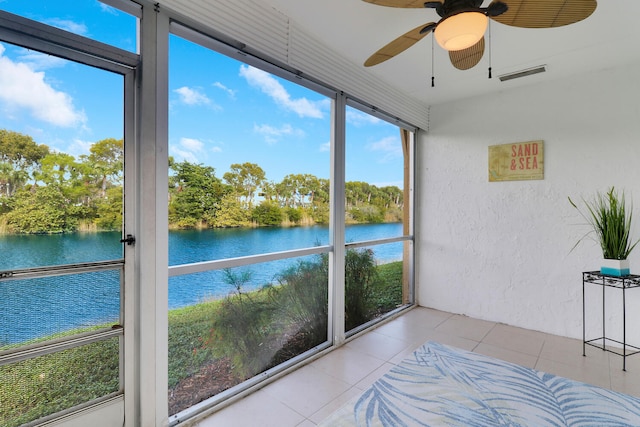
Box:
[569, 187, 639, 260]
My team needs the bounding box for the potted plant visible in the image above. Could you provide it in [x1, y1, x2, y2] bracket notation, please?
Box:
[569, 187, 639, 276]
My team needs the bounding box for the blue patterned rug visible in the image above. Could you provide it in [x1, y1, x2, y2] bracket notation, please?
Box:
[319, 341, 640, 426]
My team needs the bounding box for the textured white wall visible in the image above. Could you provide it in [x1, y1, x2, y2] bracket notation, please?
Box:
[417, 61, 640, 344]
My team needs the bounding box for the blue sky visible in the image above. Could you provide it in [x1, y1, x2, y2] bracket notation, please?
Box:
[0, 0, 404, 187]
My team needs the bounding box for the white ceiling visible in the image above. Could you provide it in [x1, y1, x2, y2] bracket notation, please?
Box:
[258, 0, 640, 106]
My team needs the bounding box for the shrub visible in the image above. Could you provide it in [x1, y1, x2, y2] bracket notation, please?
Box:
[270, 256, 329, 351]
[251, 202, 282, 226]
[348, 206, 384, 223]
[207, 270, 279, 378]
[345, 248, 378, 331]
[285, 207, 302, 224]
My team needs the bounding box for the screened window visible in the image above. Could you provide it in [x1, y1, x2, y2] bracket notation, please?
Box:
[167, 30, 332, 418]
[0, 6, 136, 425]
[344, 105, 414, 334]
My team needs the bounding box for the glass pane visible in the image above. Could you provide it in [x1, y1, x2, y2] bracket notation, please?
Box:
[345, 242, 409, 333]
[0, 269, 121, 348]
[168, 34, 331, 256]
[345, 106, 405, 239]
[0, 1, 138, 52]
[168, 255, 329, 415]
[0, 337, 120, 427]
[0, 40, 124, 268]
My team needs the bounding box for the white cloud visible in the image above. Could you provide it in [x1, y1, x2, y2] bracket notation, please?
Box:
[0, 44, 87, 127]
[239, 65, 324, 119]
[370, 136, 402, 162]
[213, 81, 236, 98]
[66, 138, 94, 157]
[170, 137, 218, 163]
[171, 146, 199, 164]
[253, 123, 304, 144]
[319, 141, 330, 152]
[346, 109, 382, 127]
[174, 86, 211, 106]
[17, 50, 67, 70]
[180, 137, 204, 153]
[99, 3, 119, 15]
[45, 18, 88, 36]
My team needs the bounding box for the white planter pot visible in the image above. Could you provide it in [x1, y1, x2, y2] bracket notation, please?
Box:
[601, 259, 630, 276]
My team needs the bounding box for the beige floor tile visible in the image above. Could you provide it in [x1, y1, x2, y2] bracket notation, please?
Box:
[308, 387, 363, 424]
[539, 334, 613, 372]
[610, 369, 640, 398]
[535, 357, 611, 389]
[395, 306, 453, 329]
[354, 362, 395, 390]
[195, 389, 305, 427]
[608, 348, 640, 372]
[419, 329, 480, 351]
[435, 314, 496, 342]
[482, 323, 545, 357]
[344, 329, 410, 361]
[309, 346, 386, 385]
[372, 315, 438, 344]
[473, 342, 538, 368]
[262, 365, 351, 418]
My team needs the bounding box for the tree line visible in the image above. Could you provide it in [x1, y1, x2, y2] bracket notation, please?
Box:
[0, 129, 403, 234]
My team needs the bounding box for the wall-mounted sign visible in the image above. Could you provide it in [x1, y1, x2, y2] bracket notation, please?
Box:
[489, 140, 544, 182]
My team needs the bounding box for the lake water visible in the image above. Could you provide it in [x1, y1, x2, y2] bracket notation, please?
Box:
[0, 223, 403, 344]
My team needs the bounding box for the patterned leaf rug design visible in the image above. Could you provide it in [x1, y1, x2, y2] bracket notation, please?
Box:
[320, 341, 640, 426]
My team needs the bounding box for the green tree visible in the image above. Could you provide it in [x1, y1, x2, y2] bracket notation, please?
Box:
[5, 186, 74, 233]
[95, 186, 123, 230]
[169, 161, 229, 228]
[0, 162, 28, 197]
[251, 201, 282, 226]
[223, 162, 266, 208]
[212, 193, 250, 227]
[81, 138, 123, 198]
[0, 129, 49, 197]
[34, 153, 80, 187]
[0, 129, 49, 171]
[278, 174, 321, 208]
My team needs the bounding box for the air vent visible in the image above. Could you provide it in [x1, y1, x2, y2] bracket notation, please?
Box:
[498, 65, 546, 82]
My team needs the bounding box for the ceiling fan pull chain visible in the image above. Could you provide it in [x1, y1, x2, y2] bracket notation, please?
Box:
[488, 19, 492, 79]
[431, 36, 435, 87]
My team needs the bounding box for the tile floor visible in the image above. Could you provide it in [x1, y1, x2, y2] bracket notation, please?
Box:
[195, 306, 640, 426]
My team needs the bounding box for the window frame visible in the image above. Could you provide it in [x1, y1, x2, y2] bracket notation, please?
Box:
[0, 9, 138, 425]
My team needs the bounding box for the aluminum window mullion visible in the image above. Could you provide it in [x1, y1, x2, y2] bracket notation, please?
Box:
[168, 245, 331, 277]
[330, 93, 347, 346]
[169, 21, 337, 100]
[344, 235, 412, 250]
[0, 327, 123, 367]
[346, 98, 418, 134]
[0, 260, 124, 282]
[0, 10, 138, 70]
[99, 0, 143, 19]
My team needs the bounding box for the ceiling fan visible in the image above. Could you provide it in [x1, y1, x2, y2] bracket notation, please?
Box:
[363, 0, 597, 71]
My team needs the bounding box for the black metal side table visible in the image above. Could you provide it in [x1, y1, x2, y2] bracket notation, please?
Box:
[582, 271, 640, 371]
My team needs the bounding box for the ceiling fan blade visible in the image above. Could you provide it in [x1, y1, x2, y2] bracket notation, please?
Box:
[364, 22, 436, 67]
[491, 0, 597, 28]
[361, 0, 440, 8]
[449, 37, 485, 70]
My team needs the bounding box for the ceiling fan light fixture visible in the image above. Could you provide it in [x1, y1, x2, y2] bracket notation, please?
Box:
[434, 12, 488, 51]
